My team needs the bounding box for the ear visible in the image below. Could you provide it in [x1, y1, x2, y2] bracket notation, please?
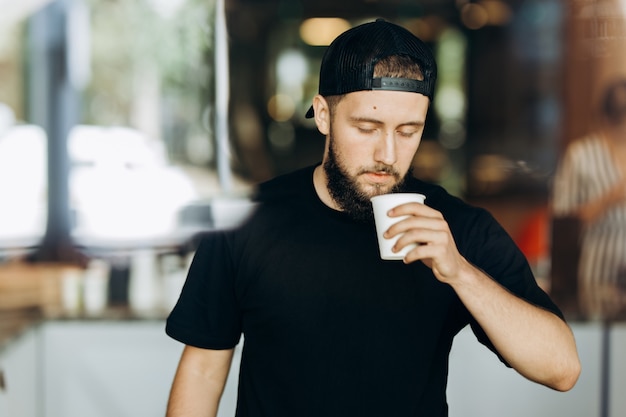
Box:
[312, 95, 331, 135]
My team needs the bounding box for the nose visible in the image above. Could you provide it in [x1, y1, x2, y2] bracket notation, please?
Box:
[374, 131, 397, 166]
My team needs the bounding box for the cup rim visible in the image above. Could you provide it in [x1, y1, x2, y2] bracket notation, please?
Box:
[370, 192, 426, 202]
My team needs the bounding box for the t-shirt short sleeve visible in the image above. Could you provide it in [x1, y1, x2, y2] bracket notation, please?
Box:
[165, 231, 242, 349]
[453, 207, 564, 365]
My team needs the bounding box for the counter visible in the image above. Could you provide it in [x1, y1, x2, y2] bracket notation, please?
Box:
[0, 261, 171, 353]
[0, 308, 42, 352]
[0, 261, 68, 353]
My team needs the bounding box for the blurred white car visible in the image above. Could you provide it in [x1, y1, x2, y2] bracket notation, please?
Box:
[0, 118, 244, 253]
[68, 125, 199, 243]
[0, 119, 211, 248]
[0, 121, 48, 246]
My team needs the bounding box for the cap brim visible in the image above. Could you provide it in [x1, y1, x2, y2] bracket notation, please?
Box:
[305, 105, 314, 118]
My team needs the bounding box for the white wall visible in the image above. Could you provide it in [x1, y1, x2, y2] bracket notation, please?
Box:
[39, 321, 243, 417]
[0, 327, 39, 417]
[41, 321, 182, 417]
[609, 323, 626, 417]
[448, 323, 605, 417]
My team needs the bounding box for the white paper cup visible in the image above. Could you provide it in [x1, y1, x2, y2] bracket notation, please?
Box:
[371, 193, 426, 260]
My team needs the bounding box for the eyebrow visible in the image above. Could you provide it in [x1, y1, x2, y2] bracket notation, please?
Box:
[348, 116, 425, 128]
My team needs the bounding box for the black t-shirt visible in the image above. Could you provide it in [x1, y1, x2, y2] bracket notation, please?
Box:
[166, 165, 563, 417]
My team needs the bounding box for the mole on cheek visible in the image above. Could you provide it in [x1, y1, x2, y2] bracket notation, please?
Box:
[373, 106, 377, 110]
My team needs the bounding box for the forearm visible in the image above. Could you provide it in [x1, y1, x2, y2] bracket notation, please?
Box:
[579, 183, 626, 223]
[166, 346, 234, 417]
[450, 261, 581, 391]
[167, 372, 220, 417]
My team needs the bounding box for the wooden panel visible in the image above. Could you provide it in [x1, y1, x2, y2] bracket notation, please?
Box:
[0, 262, 81, 312]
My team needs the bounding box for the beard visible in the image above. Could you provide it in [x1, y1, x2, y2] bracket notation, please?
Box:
[323, 133, 412, 223]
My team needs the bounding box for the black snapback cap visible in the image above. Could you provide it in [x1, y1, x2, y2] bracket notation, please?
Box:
[305, 18, 437, 118]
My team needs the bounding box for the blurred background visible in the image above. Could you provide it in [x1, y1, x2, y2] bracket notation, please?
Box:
[0, 0, 625, 416]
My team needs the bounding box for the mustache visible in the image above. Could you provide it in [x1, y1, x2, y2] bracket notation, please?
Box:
[357, 164, 401, 179]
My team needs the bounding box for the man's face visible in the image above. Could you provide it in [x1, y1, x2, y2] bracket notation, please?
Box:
[320, 89, 429, 220]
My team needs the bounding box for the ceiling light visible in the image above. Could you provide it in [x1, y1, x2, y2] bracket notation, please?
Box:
[299, 18, 351, 46]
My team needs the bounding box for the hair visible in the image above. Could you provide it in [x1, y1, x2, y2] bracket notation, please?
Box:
[601, 78, 626, 126]
[325, 55, 425, 119]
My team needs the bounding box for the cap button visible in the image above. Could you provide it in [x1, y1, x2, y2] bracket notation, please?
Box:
[375, 18, 386, 23]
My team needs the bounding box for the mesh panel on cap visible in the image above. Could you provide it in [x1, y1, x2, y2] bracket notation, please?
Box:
[305, 19, 437, 118]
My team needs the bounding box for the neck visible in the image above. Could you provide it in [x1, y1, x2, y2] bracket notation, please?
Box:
[603, 124, 626, 147]
[313, 164, 340, 210]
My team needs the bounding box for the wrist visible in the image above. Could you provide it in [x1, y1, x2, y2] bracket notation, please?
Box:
[446, 258, 484, 290]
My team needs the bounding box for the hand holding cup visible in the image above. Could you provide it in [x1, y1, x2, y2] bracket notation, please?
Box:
[371, 193, 426, 260]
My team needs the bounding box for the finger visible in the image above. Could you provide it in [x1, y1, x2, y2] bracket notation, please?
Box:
[401, 239, 452, 270]
[388, 202, 438, 218]
[393, 227, 446, 252]
[401, 240, 440, 264]
[385, 216, 447, 239]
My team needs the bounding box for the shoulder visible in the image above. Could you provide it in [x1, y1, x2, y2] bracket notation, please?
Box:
[559, 134, 612, 175]
[567, 133, 606, 157]
[407, 177, 487, 222]
[407, 177, 503, 248]
[233, 165, 318, 235]
[254, 165, 317, 204]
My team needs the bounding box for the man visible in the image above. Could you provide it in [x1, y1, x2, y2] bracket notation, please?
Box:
[165, 19, 580, 417]
[552, 78, 626, 318]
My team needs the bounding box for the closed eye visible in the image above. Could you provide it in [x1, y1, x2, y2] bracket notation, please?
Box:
[397, 129, 421, 138]
[357, 126, 376, 134]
